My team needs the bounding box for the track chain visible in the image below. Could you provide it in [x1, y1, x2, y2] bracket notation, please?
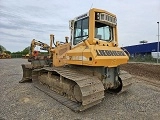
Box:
[33, 66, 105, 111]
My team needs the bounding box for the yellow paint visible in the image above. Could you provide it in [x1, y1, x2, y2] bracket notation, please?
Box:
[49, 8, 129, 68]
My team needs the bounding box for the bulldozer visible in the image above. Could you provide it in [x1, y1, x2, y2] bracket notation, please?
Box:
[20, 8, 132, 111]
[0, 51, 11, 59]
[22, 54, 29, 59]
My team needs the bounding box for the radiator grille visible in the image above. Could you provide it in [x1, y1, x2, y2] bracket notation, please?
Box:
[96, 50, 125, 56]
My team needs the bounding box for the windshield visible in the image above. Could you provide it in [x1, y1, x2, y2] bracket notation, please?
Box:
[73, 17, 89, 45]
[95, 21, 113, 41]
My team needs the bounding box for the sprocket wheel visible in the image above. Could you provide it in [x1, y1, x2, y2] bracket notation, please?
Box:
[108, 76, 123, 93]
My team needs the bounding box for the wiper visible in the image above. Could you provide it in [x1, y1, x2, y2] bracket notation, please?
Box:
[77, 38, 88, 44]
[77, 40, 83, 44]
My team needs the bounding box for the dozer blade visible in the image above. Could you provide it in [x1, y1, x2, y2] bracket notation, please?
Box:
[19, 64, 33, 83]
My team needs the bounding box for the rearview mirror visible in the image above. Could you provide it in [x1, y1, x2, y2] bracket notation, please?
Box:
[69, 20, 74, 29]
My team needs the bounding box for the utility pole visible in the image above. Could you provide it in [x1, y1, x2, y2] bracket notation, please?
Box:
[157, 22, 159, 63]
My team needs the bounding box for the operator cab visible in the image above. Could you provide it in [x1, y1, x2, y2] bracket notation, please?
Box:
[69, 8, 117, 47]
[73, 15, 89, 45]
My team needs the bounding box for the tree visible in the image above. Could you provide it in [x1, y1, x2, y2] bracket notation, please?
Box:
[0, 45, 11, 54]
[0, 46, 2, 52]
[22, 46, 30, 55]
[5, 51, 11, 54]
[0, 45, 6, 52]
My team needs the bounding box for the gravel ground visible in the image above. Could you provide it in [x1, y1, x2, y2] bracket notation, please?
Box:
[0, 59, 160, 120]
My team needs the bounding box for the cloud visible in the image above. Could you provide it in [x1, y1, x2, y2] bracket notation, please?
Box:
[0, 10, 68, 31]
[0, 0, 160, 52]
[0, 31, 29, 38]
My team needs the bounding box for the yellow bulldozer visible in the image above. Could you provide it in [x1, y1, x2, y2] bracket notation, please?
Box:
[20, 8, 132, 111]
[0, 51, 11, 59]
[22, 54, 29, 59]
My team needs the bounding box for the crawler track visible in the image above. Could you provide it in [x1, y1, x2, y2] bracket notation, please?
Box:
[32, 67, 132, 111]
[33, 67, 105, 112]
[119, 70, 133, 93]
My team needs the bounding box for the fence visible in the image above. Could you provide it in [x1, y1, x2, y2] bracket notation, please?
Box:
[11, 54, 23, 58]
[129, 54, 157, 63]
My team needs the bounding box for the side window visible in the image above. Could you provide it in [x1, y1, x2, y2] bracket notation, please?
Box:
[82, 18, 88, 37]
[75, 20, 81, 37]
[73, 17, 89, 45]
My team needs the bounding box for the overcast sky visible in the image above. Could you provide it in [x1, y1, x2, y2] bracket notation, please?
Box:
[0, 0, 160, 52]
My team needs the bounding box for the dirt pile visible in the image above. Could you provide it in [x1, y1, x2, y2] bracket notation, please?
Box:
[121, 63, 160, 81]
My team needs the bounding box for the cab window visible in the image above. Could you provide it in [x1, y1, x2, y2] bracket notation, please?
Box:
[73, 17, 89, 45]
